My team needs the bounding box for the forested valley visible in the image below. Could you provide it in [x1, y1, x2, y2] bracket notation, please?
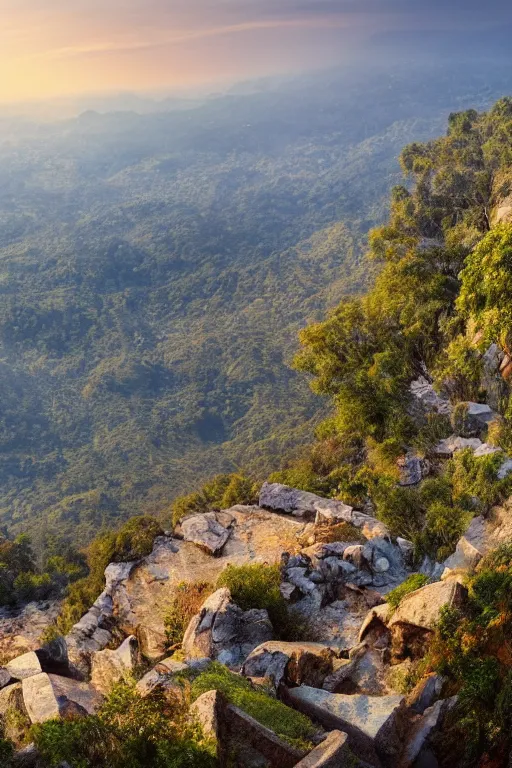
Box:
[0, 59, 510, 550]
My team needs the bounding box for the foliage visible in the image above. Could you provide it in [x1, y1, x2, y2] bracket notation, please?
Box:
[448, 448, 512, 511]
[425, 544, 512, 766]
[292, 98, 512, 551]
[57, 516, 163, 635]
[457, 224, 512, 351]
[164, 581, 213, 647]
[0, 737, 14, 767]
[0, 533, 83, 607]
[32, 681, 216, 768]
[0, 65, 507, 551]
[386, 573, 430, 610]
[216, 563, 310, 641]
[216, 564, 286, 636]
[172, 474, 258, 528]
[191, 662, 315, 749]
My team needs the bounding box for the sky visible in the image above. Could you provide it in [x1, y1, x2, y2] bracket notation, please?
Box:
[1, 0, 511, 103]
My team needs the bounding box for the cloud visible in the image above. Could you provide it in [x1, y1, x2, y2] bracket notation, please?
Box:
[1, 0, 510, 101]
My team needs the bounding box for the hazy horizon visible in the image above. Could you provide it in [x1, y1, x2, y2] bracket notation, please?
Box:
[2, 0, 512, 104]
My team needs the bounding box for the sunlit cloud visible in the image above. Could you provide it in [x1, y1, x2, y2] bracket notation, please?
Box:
[0, 0, 510, 102]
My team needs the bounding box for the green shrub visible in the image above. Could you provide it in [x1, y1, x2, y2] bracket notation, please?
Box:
[191, 663, 315, 749]
[32, 681, 216, 768]
[422, 543, 512, 766]
[449, 449, 511, 511]
[0, 738, 14, 767]
[13, 572, 53, 602]
[216, 563, 307, 640]
[412, 413, 452, 456]
[421, 502, 471, 563]
[386, 573, 429, 610]
[172, 474, 257, 527]
[372, 482, 424, 541]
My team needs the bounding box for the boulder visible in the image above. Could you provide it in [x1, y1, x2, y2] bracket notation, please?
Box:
[361, 538, 408, 588]
[4, 639, 71, 684]
[22, 673, 103, 724]
[182, 588, 273, 667]
[259, 482, 342, 519]
[189, 689, 223, 739]
[389, 580, 466, 633]
[259, 483, 389, 538]
[91, 635, 140, 694]
[180, 512, 232, 555]
[397, 454, 426, 487]
[293, 730, 352, 768]
[242, 641, 339, 689]
[110, 508, 304, 661]
[396, 539, 414, 566]
[498, 458, 512, 480]
[324, 648, 392, 696]
[0, 681, 25, 716]
[407, 674, 444, 715]
[442, 516, 488, 577]
[5, 653, 42, 681]
[399, 697, 457, 768]
[473, 442, 502, 457]
[434, 435, 482, 458]
[0, 667, 13, 689]
[136, 656, 189, 696]
[0, 682, 31, 745]
[461, 402, 497, 433]
[389, 580, 466, 658]
[409, 376, 452, 417]
[285, 686, 405, 764]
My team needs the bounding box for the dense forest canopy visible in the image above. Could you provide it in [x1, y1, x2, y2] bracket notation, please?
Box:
[0, 60, 511, 549]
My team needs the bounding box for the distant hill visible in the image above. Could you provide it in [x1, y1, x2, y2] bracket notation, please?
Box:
[0, 59, 511, 546]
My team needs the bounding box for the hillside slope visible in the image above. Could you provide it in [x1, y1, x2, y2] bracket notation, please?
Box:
[0, 62, 510, 545]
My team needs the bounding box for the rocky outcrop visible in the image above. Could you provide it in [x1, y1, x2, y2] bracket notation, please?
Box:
[389, 580, 467, 658]
[182, 588, 273, 667]
[259, 483, 389, 538]
[285, 686, 406, 765]
[109, 507, 304, 660]
[450, 401, 497, 437]
[434, 435, 483, 457]
[293, 730, 352, 768]
[66, 561, 135, 674]
[22, 673, 102, 724]
[136, 656, 190, 696]
[399, 696, 457, 768]
[180, 511, 233, 555]
[191, 689, 307, 768]
[242, 641, 340, 689]
[409, 376, 452, 417]
[5, 653, 42, 681]
[90, 636, 140, 694]
[441, 516, 488, 578]
[0, 600, 62, 665]
[406, 674, 444, 715]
